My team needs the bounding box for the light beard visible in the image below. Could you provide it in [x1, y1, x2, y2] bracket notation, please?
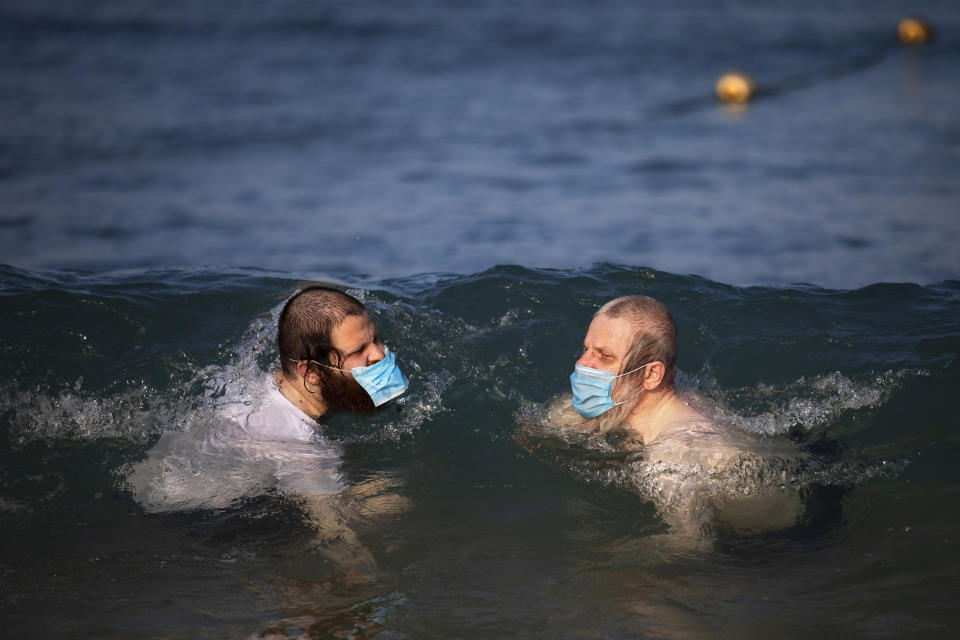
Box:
[320, 371, 377, 414]
[548, 393, 636, 437]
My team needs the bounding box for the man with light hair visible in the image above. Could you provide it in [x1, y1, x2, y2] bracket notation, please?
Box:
[560, 295, 803, 536]
[568, 295, 703, 445]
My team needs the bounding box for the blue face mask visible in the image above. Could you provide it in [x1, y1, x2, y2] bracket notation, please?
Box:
[569, 362, 650, 418]
[296, 346, 409, 407]
[345, 347, 409, 406]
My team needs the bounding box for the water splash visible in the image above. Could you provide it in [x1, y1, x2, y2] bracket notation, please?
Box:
[2, 299, 281, 448]
[687, 369, 924, 437]
[2, 290, 459, 447]
[3, 379, 218, 447]
[515, 371, 910, 534]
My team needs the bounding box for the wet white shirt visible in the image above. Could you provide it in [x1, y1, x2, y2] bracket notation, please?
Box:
[129, 378, 346, 513]
[226, 380, 323, 442]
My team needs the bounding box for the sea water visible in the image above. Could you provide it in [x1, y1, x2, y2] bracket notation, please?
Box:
[1, 0, 958, 288]
[2, 0, 960, 637]
[2, 264, 959, 638]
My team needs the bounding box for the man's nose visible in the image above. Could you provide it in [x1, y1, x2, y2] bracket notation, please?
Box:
[367, 343, 386, 365]
[576, 352, 596, 369]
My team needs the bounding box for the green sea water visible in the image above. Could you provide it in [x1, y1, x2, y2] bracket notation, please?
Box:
[2, 263, 958, 638]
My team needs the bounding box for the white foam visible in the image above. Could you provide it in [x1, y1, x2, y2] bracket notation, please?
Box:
[515, 371, 913, 533]
[689, 369, 922, 437]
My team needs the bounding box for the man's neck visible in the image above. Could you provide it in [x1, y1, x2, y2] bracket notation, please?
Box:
[625, 387, 681, 445]
[275, 371, 328, 419]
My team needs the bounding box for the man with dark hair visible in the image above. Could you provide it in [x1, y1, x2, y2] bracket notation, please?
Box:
[218, 286, 408, 463]
[129, 285, 409, 578]
[268, 285, 408, 421]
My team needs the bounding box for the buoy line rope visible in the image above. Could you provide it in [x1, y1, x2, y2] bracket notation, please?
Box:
[644, 16, 934, 118]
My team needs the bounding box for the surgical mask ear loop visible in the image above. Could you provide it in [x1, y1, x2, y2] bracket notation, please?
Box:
[615, 362, 651, 379]
[286, 357, 348, 375]
[310, 360, 349, 374]
[610, 362, 652, 407]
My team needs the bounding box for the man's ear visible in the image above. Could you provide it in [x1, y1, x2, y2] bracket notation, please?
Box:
[643, 361, 665, 391]
[297, 361, 323, 387]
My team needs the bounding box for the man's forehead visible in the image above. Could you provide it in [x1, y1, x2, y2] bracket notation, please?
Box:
[331, 312, 376, 348]
[586, 314, 632, 352]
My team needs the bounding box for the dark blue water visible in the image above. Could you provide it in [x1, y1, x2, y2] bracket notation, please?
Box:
[1, 0, 958, 288]
[2, 0, 960, 637]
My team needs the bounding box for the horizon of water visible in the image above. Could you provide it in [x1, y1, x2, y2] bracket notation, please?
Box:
[1, 0, 959, 288]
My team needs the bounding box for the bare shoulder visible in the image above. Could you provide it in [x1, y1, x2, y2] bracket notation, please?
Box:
[645, 405, 752, 469]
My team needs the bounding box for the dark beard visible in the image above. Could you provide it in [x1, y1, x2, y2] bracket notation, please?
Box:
[320, 371, 377, 414]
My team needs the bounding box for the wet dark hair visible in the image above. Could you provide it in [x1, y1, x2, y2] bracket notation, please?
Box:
[277, 286, 367, 383]
[597, 295, 678, 389]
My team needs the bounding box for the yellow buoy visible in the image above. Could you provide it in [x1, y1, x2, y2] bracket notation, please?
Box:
[898, 17, 934, 46]
[715, 72, 756, 104]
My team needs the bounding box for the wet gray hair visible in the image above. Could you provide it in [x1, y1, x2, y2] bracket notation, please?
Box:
[597, 295, 678, 390]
